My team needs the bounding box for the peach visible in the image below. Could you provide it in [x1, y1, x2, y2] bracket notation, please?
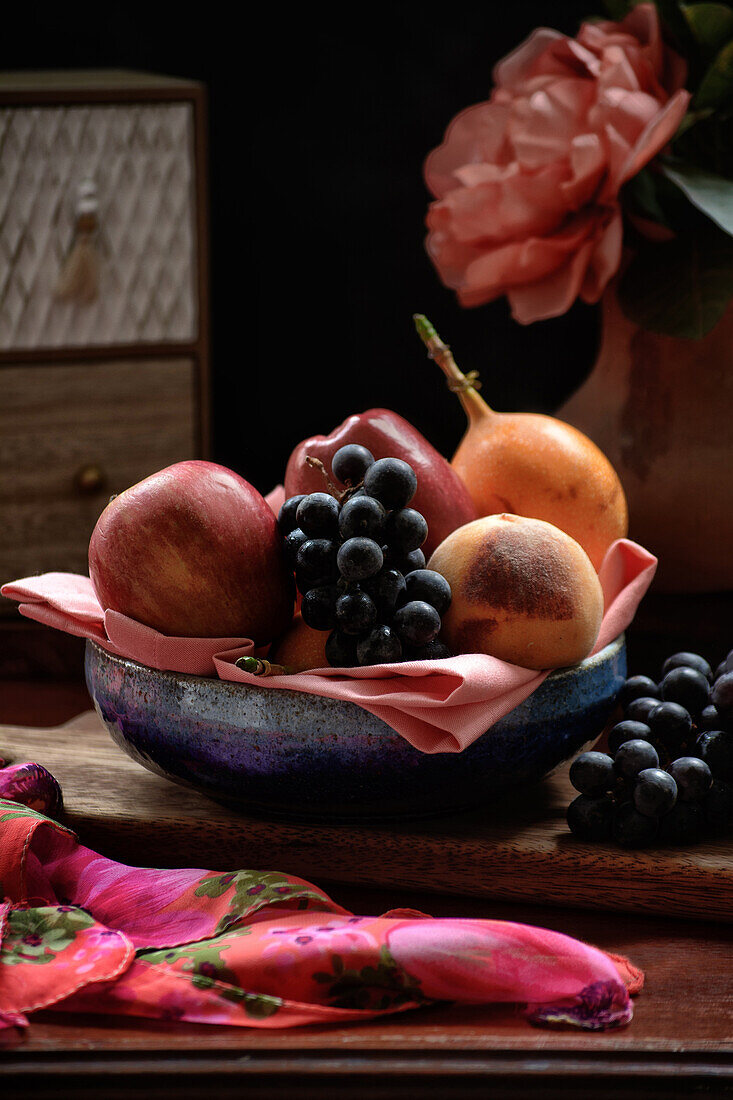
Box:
[427, 514, 604, 670]
[268, 614, 329, 672]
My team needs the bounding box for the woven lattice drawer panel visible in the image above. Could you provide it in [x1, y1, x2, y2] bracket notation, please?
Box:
[0, 103, 197, 350]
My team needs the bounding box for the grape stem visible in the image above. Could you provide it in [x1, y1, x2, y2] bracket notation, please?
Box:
[305, 456, 343, 498]
[413, 314, 492, 424]
[305, 455, 363, 502]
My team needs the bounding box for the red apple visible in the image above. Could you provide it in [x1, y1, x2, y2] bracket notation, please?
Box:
[89, 461, 295, 640]
[284, 409, 478, 557]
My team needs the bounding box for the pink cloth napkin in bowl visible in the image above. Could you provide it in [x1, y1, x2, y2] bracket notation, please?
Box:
[1, 539, 656, 754]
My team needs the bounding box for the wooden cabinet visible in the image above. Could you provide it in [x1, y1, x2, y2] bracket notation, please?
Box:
[0, 71, 209, 621]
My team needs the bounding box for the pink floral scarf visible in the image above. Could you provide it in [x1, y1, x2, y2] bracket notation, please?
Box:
[0, 799, 642, 1031]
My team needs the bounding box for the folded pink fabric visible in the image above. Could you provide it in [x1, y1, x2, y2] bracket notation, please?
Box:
[1, 539, 655, 754]
[0, 797, 643, 1031]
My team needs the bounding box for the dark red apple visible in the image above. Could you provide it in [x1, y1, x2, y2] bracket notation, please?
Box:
[89, 461, 294, 640]
[284, 409, 477, 557]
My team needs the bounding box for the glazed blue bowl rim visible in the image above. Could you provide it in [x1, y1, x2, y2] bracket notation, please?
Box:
[86, 632, 625, 722]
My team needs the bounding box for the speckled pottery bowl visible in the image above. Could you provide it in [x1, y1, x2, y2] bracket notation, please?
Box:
[84, 635, 626, 821]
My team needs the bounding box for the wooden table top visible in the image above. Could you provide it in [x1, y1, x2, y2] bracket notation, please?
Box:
[1, 679, 732, 1099]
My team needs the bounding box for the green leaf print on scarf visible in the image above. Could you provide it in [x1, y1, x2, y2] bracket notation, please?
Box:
[139, 928, 281, 1019]
[312, 945, 426, 1011]
[2, 906, 96, 966]
[194, 870, 336, 934]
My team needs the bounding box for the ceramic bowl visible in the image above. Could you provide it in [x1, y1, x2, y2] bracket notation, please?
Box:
[84, 635, 626, 822]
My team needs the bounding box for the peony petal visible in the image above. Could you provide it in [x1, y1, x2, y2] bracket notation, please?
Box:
[424, 101, 511, 199]
[560, 134, 607, 208]
[457, 212, 599, 309]
[617, 88, 690, 185]
[434, 164, 569, 246]
[508, 79, 595, 168]
[596, 87, 665, 148]
[580, 207, 624, 303]
[507, 238, 596, 323]
[598, 44, 644, 94]
[452, 161, 519, 188]
[494, 27, 566, 89]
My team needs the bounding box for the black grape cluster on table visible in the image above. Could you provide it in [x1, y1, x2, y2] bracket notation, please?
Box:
[567, 650, 733, 848]
[278, 445, 452, 667]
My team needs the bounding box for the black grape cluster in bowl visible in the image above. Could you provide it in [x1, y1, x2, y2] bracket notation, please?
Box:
[567, 649, 733, 848]
[278, 445, 452, 667]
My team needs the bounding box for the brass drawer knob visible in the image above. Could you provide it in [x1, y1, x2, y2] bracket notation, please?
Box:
[74, 463, 107, 495]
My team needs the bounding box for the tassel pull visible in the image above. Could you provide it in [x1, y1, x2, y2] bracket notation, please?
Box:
[55, 178, 100, 304]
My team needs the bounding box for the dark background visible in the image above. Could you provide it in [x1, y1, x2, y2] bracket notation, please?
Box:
[8, 1, 600, 494]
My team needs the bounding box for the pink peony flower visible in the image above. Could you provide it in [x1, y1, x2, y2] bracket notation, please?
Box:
[424, 3, 690, 323]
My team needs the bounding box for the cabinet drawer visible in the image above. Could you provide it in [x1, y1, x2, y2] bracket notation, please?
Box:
[0, 103, 198, 351]
[0, 359, 196, 613]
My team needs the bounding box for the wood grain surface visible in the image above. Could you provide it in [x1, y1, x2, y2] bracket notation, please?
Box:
[2, 711, 731, 924]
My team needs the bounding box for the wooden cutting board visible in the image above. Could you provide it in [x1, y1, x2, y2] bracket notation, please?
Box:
[2, 712, 732, 923]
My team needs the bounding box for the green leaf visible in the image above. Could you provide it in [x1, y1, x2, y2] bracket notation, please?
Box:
[618, 226, 733, 336]
[695, 38, 733, 106]
[656, 0, 699, 50]
[624, 168, 672, 226]
[659, 159, 733, 235]
[683, 3, 733, 57]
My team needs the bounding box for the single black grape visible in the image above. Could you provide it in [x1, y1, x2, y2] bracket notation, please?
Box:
[278, 494, 306, 535]
[658, 801, 704, 845]
[668, 756, 712, 803]
[331, 444, 374, 486]
[647, 701, 693, 751]
[363, 457, 417, 510]
[356, 625, 403, 666]
[608, 720, 654, 756]
[567, 794, 615, 842]
[618, 675, 660, 710]
[705, 779, 733, 833]
[662, 651, 713, 682]
[395, 548, 426, 574]
[296, 493, 340, 538]
[625, 696, 661, 724]
[715, 660, 728, 681]
[711, 672, 733, 717]
[300, 584, 339, 631]
[296, 538, 338, 586]
[337, 538, 384, 582]
[660, 667, 710, 716]
[325, 629, 358, 668]
[633, 768, 677, 818]
[614, 739, 659, 780]
[696, 730, 733, 781]
[403, 640, 452, 661]
[384, 508, 428, 553]
[363, 568, 407, 620]
[404, 569, 452, 615]
[284, 527, 309, 567]
[335, 590, 378, 636]
[339, 495, 386, 541]
[613, 802, 659, 848]
[569, 751, 615, 796]
[699, 704, 721, 730]
[392, 600, 441, 647]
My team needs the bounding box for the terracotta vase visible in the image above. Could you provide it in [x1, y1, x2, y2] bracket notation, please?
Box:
[558, 284, 733, 593]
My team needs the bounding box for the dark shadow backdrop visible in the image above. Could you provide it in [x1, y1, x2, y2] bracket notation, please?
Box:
[6, 1, 600, 494]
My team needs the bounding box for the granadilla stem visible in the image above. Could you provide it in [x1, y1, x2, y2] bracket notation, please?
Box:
[413, 314, 491, 425]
